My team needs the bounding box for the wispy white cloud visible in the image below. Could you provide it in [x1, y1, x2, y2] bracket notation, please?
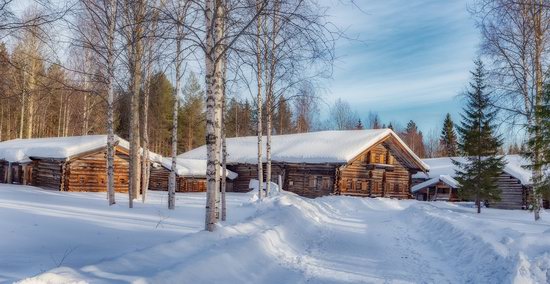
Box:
[323, 0, 479, 132]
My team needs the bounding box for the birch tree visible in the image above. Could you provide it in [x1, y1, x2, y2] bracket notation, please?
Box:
[141, 0, 163, 203]
[71, 0, 120, 205]
[122, 0, 148, 207]
[473, 0, 550, 220]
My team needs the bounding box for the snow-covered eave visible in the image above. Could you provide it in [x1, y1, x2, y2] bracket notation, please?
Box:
[159, 159, 238, 180]
[411, 175, 459, 193]
[221, 130, 431, 172]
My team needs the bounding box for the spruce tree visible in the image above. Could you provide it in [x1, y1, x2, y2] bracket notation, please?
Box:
[440, 113, 458, 157]
[526, 83, 550, 216]
[454, 60, 506, 213]
[355, 119, 364, 130]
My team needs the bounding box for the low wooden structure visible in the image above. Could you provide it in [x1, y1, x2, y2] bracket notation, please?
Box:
[180, 129, 429, 198]
[412, 156, 542, 210]
[148, 158, 236, 193]
[149, 165, 207, 192]
[411, 175, 459, 202]
[0, 135, 158, 192]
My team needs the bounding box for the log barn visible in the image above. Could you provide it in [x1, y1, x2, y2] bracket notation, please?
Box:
[179, 129, 429, 198]
[0, 135, 160, 192]
[149, 157, 238, 192]
[411, 156, 544, 209]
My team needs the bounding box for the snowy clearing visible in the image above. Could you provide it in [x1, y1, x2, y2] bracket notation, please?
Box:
[2, 184, 549, 284]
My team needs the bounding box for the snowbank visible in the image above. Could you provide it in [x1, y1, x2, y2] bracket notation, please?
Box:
[10, 184, 549, 284]
[0, 184, 255, 283]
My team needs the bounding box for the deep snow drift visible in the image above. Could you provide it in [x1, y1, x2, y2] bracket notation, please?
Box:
[1, 184, 549, 284]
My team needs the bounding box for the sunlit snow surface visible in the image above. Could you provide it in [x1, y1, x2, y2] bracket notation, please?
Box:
[2, 184, 548, 284]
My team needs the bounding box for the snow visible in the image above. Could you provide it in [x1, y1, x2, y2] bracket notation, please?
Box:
[156, 157, 238, 179]
[411, 174, 459, 193]
[0, 135, 162, 163]
[0, 184, 256, 283]
[179, 129, 429, 170]
[248, 179, 280, 199]
[4, 184, 549, 283]
[413, 155, 533, 185]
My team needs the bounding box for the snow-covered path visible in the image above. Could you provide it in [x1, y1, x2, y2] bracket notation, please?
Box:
[3, 185, 549, 283]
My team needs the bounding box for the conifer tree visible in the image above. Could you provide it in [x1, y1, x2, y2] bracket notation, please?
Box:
[273, 97, 293, 135]
[526, 83, 550, 216]
[402, 120, 425, 157]
[454, 60, 506, 213]
[355, 119, 363, 130]
[440, 113, 458, 157]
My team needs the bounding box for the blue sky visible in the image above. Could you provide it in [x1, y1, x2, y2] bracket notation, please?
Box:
[324, 0, 480, 134]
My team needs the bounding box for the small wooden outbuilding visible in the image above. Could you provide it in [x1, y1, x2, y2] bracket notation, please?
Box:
[411, 156, 539, 209]
[179, 129, 429, 198]
[149, 158, 238, 193]
[0, 135, 159, 192]
[411, 175, 460, 202]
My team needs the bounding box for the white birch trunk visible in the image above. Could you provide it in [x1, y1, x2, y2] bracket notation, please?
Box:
[533, 2, 544, 221]
[106, 0, 117, 206]
[0, 103, 3, 141]
[168, 42, 181, 210]
[19, 65, 26, 139]
[204, 0, 224, 231]
[141, 12, 159, 204]
[127, 0, 146, 207]
[204, 0, 216, 231]
[82, 51, 90, 136]
[221, 85, 227, 221]
[256, 1, 264, 200]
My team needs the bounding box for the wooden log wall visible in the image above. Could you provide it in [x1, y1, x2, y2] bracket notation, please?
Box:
[227, 163, 284, 193]
[64, 147, 130, 192]
[32, 159, 64, 190]
[0, 161, 6, 183]
[283, 163, 337, 198]
[339, 143, 411, 199]
[413, 183, 459, 202]
[149, 166, 208, 192]
[490, 173, 526, 210]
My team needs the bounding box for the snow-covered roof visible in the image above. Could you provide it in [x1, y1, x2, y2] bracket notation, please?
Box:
[412, 155, 532, 185]
[411, 175, 460, 193]
[179, 129, 429, 170]
[157, 157, 238, 180]
[0, 135, 162, 163]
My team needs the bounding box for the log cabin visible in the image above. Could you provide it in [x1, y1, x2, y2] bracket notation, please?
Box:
[149, 157, 238, 192]
[411, 156, 547, 209]
[411, 175, 460, 202]
[178, 129, 429, 198]
[0, 135, 161, 192]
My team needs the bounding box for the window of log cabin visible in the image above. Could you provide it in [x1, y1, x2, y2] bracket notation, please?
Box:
[362, 180, 368, 191]
[288, 179, 293, 186]
[322, 177, 330, 190]
[119, 178, 126, 184]
[309, 176, 316, 188]
[356, 180, 362, 191]
[316, 176, 322, 191]
[363, 152, 370, 163]
[79, 176, 85, 184]
[394, 183, 399, 193]
[347, 179, 353, 191]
